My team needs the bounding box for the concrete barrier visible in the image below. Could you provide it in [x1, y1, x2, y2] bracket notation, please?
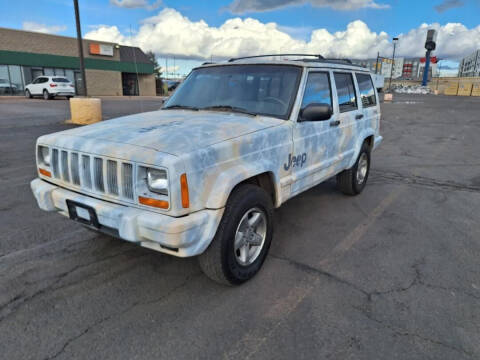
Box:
[384, 93, 393, 101]
[444, 82, 459, 96]
[458, 83, 473, 96]
[471, 83, 480, 97]
[66, 98, 102, 125]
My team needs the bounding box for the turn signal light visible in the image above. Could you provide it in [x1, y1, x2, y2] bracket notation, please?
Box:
[138, 196, 169, 209]
[180, 173, 189, 208]
[39, 168, 51, 177]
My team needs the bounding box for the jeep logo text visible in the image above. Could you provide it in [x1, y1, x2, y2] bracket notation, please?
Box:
[284, 153, 307, 171]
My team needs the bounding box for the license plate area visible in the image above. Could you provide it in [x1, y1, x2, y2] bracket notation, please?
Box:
[66, 200, 100, 228]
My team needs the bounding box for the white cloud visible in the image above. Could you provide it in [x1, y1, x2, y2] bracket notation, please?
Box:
[227, 0, 389, 14]
[84, 8, 480, 61]
[22, 21, 66, 34]
[110, 0, 161, 10]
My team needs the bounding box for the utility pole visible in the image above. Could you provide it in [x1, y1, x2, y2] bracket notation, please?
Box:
[73, 0, 87, 96]
[389, 37, 399, 90]
[375, 52, 379, 74]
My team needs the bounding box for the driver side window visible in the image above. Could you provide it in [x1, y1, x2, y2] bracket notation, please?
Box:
[301, 72, 332, 110]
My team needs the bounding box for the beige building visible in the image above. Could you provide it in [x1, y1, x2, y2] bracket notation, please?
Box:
[0, 27, 156, 96]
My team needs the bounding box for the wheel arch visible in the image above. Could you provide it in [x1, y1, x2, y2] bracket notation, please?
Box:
[205, 165, 281, 210]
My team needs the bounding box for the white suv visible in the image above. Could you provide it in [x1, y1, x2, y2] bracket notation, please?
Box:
[31, 55, 382, 285]
[25, 76, 75, 100]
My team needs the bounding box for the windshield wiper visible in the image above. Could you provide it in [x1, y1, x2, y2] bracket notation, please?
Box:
[200, 105, 257, 116]
[163, 105, 199, 111]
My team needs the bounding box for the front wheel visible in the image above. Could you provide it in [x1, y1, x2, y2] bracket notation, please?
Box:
[336, 142, 371, 195]
[198, 184, 274, 285]
[25, 89, 32, 98]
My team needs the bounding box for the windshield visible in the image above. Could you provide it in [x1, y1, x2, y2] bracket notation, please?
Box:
[164, 64, 302, 119]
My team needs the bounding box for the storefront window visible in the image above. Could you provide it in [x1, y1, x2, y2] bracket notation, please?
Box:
[0, 65, 10, 95]
[44, 68, 54, 76]
[22, 66, 33, 86]
[54, 68, 65, 76]
[8, 65, 24, 94]
[65, 69, 74, 83]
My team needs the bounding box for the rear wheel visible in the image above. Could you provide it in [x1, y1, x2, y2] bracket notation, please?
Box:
[336, 142, 371, 195]
[25, 89, 32, 99]
[198, 184, 273, 285]
[43, 89, 51, 100]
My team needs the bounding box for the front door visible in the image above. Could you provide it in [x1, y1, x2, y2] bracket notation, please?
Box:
[290, 70, 338, 195]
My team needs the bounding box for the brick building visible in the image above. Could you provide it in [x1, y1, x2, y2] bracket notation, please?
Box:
[0, 27, 155, 96]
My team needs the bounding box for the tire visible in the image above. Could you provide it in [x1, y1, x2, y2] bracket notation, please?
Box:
[198, 184, 274, 285]
[336, 142, 371, 195]
[43, 89, 51, 100]
[25, 89, 32, 99]
[66, 96, 73, 100]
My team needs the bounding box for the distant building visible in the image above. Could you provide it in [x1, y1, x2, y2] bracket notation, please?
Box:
[458, 50, 480, 77]
[352, 57, 437, 80]
[0, 27, 156, 96]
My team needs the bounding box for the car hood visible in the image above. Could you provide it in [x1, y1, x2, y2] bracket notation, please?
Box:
[60, 110, 285, 156]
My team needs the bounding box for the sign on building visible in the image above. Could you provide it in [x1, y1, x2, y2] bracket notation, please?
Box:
[89, 43, 114, 57]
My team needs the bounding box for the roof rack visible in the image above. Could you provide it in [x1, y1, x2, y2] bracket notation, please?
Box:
[228, 54, 324, 62]
[298, 58, 354, 65]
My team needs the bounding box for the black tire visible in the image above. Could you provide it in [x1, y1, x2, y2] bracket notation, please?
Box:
[336, 142, 371, 195]
[198, 184, 274, 285]
[66, 96, 73, 100]
[43, 89, 51, 100]
[25, 89, 32, 99]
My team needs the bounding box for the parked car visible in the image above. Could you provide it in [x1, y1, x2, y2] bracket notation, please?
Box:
[0, 78, 17, 94]
[31, 55, 382, 285]
[166, 80, 180, 91]
[25, 76, 75, 100]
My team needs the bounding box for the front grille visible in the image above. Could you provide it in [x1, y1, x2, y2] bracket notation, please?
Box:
[49, 148, 135, 201]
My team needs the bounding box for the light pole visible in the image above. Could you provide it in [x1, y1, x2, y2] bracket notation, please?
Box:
[73, 0, 87, 96]
[389, 37, 399, 90]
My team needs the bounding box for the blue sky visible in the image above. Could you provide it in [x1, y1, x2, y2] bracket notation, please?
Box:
[2, 0, 479, 75]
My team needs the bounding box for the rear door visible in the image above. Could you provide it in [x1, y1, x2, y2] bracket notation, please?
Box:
[355, 72, 380, 138]
[331, 71, 363, 168]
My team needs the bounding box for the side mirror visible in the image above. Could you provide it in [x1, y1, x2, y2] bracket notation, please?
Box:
[299, 103, 333, 122]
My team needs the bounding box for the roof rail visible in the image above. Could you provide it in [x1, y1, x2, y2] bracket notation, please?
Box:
[325, 58, 353, 64]
[228, 54, 324, 62]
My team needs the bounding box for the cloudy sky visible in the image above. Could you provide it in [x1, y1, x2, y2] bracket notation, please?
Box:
[2, 0, 479, 76]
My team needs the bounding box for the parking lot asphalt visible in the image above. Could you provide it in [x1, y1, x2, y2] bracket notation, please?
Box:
[1, 95, 480, 359]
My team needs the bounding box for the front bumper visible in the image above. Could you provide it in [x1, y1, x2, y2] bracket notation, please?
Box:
[31, 178, 224, 257]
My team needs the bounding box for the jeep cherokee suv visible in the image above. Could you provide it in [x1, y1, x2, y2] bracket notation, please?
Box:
[31, 54, 382, 285]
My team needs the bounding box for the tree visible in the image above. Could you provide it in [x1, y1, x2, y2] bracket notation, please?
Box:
[146, 51, 162, 78]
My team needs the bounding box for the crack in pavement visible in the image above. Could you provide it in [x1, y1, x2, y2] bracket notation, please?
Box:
[270, 254, 475, 357]
[43, 273, 200, 360]
[0, 249, 148, 322]
[352, 306, 473, 358]
[370, 170, 480, 194]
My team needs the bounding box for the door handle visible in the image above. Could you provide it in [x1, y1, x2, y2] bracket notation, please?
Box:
[330, 120, 340, 127]
[355, 114, 364, 120]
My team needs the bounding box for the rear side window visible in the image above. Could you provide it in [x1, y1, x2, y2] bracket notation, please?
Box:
[301, 72, 332, 109]
[39, 77, 48, 83]
[334, 72, 357, 112]
[356, 73, 376, 107]
[53, 78, 69, 83]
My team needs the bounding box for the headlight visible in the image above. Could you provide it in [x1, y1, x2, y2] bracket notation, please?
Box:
[147, 168, 168, 195]
[38, 145, 50, 166]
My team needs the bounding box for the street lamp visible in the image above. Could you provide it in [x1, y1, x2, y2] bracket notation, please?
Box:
[389, 37, 399, 90]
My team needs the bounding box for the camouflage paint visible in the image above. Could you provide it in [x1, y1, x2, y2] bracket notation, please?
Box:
[31, 60, 382, 257]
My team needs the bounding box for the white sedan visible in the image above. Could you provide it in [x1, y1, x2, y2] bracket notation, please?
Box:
[25, 76, 75, 100]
